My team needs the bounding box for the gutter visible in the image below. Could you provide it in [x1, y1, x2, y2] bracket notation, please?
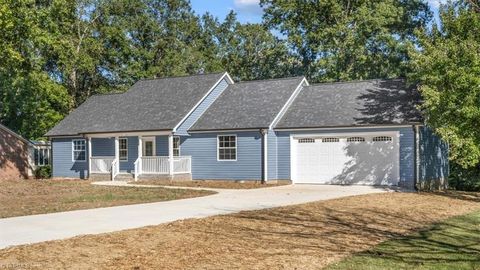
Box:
[261, 129, 268, 184]
[413, 125, 420, 190]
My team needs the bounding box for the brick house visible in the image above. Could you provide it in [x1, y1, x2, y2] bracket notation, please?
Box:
[0, 124, 50, 179]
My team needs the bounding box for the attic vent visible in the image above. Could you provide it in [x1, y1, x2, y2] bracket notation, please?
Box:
[298, 138, 315, 143]
[322, 137, 339, 143]
[347, 137, 365, 142]
[373, 136, 392, 142]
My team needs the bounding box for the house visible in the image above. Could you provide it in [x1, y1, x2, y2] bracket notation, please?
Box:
[0, 124, 51, 179]
[45, 72, 449, 189]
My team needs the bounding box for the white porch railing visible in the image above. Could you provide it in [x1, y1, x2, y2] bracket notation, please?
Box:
[140, 156, 191, 174]
[134, 157, 142, 181]
[90, 156, 115, 173]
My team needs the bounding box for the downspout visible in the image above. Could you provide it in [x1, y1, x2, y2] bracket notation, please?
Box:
[413, 125, 420, 190]
[261, 129, 268, 184]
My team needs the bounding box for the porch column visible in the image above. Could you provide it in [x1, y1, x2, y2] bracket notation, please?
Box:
[87, 137, 92, 178]
[168, 134, 174, 176]
[114, 137, 119, 180]
[138, 136, 143, 174]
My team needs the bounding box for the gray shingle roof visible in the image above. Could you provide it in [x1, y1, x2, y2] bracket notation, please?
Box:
[275, 79, 422, 129]
[190, 77, 305, 131]
[46, 73, 226, 136]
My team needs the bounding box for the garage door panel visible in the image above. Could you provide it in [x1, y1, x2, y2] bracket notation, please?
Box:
[293, 133, 399, 185]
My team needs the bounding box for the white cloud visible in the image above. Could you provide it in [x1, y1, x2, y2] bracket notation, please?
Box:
[233, 0, 262, 15]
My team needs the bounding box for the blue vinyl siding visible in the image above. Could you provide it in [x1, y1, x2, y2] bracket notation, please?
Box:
[175, 79, 229, 136]
[267, 129, 278, 180]
[52, 137, 88, 179]
[419, 126, 449, 182]
[274, 127, 416, 188]
[156, 136, 169, 156]
[181, 131, 262, 180]
[91, 138, 114, 156]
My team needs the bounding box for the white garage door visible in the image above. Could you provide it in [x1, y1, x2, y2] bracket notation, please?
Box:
[292, 133, 399, 185]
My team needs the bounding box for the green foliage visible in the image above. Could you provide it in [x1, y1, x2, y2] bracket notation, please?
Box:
[449, 163, 480, 191]
[261, 0, 431, 82]
[411, 1, 480, 168]
[35, 165, 52, 179]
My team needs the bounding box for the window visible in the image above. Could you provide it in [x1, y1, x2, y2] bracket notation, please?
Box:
[34, 148, 49, 166]
[218, 135, 236, 161]
[373, 136, 392, 142]
[298, 138, 315, 143]
[347, 137, 365, 142]
[322, 137, 339, 143]
[72, 139, 86, 161]
[173, 136, 180, 157]
[119, 138, 128, 161]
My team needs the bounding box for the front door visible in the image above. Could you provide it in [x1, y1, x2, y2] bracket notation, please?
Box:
[143, 138, 155, 156]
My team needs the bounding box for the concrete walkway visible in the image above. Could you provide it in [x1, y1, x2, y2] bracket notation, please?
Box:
[0, 183, 388, 249]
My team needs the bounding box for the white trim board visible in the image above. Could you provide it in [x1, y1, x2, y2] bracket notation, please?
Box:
[173, 72, 233, 133]
[269, 77, 309, 130]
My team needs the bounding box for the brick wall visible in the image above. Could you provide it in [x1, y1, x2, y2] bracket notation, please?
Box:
[0, 128, 31, 179]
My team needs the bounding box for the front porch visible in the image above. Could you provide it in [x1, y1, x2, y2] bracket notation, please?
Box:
[86, 133, 191, 181]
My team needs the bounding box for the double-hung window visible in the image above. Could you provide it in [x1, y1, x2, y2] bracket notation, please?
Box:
[173, 136, 180, 157]
[218, 135, 236, 161]
[119, 138, 128, 161]
[72, 139, 86, 162]
[34, 148, 50, 166]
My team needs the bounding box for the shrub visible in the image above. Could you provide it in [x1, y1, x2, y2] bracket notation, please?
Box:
[35, 166, 52, 179]
[449, 163, 480, 191]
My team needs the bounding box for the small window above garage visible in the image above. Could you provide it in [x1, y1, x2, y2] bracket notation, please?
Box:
[298, 138, 315, 143]
[347, 137, 365, 142]
[373, 136, 393, 142]
[322, 137, 339, 143]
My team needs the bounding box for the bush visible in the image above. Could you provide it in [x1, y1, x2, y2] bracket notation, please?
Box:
[35, 166, 52, 179]
[449, 163, 480, 191]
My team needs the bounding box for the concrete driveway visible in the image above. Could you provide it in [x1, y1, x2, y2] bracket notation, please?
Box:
[0, 183, 387, 249]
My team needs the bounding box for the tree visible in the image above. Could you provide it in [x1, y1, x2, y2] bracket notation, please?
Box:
[205, 11, 295, 81]
[411, 0, 480, 168]
[261, 0, 431, 82]
[0, 0, 71, 139]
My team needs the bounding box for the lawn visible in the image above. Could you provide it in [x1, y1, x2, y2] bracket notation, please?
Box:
[0, 192, 479, 269]
[133, 179, 289, 189]
[327, 210, 480, 270]
[0, 179, 214, 218]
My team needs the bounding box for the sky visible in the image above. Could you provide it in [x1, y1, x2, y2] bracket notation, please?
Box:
[190, 0, 444, 24]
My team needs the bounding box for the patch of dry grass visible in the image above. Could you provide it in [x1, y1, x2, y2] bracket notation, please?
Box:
[0, 179, 214, 218]
[0, 192, 479, 269]
[133, 179, 289, 189]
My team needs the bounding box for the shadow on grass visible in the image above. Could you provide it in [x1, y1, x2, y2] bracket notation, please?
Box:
[195, 193, 480, 268]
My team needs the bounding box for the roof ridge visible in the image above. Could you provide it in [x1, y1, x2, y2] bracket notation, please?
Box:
[137, 72, 226, 82]
[307, 77, 405, 88]
[234, 76, 305, 84]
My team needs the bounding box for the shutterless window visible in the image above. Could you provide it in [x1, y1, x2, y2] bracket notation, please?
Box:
[347, 137, 365, 142]
[119, 138, 128, 161]
[298, 138, 315, 143]
[173, 136, 180, 157]
[34, 148, 49, 166]
[322, 137, 339, 143]
[218, 135, 236, 160]
[373, 136, 392, 142]
[72, 140, 86, 161]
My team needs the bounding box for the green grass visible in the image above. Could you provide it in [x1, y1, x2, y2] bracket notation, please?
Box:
[327, 211, 480, 270]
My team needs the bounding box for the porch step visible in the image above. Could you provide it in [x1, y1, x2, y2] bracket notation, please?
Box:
[114, 173, 135, 181]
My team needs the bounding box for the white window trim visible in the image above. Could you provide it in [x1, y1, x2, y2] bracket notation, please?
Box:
[217, 134, 237, 161]
[173, 136, 181, 157]
[72, 139, 86, 162]
[143, 137, 156, 157]
[119, 137, 128, 162]
[34, 147, 50, 166]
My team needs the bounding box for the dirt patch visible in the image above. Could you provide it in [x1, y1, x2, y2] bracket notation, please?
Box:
[0, 192, 478, 269]
[133, 179, 290, 189]
[0, 179, 214, 218]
